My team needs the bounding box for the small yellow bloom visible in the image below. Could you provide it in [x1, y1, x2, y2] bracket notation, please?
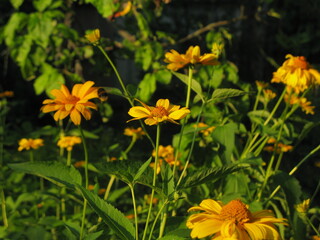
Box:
[123, 127, 145, 139]
[150, 145, 181, 174]
[255, 81, 269, 89]
[312, 236, 320, 240]
[263, 89, 277, 100]
[211, 43, 224, 58]
[194, 122, 216, 136]
[285, 93, 315, 115]
[263, 140, 293, 154]
[57, 136, 82, 151]
[187, 199, 287, 239]
[85, 29, 100, 44]
[271, 54, 320, 93]
[164, 45, 219, 71]
[41, 81, 99, 125]
[18, 138, 44, 151]
[0, 91, 14, 98]
[295, 199, 310, 213]
[111, 1, 132, 19]
[127, 99, 190, 126]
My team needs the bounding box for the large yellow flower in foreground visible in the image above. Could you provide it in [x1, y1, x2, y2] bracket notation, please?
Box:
[127, 99, 190, 126]
[187, 199, 287, 240]
[41, 81, 99, 125]
[271, 54, 320, 93]
[164, 45, 219, 71]
[18, 138, 44, 151]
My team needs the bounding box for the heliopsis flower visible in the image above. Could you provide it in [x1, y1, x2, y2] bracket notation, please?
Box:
[57, 136, 82, 151]
[85, 29, 100, 45]
[18, 138, 44, 151]
[255, 81, 269, 89]
[150, 145, 181, 174]
[124, 127, 146, 139]
[263, 138, 293, 154]
[271, 54, 320, 93]
[110, 1, 132, 19]
[263, 89, 277, 100]
[194, 122, 216, 136]
[284, 93, 315, 115]
[0, 91, 14, 98]
[127, 99, 190, 126]
[164, 45, 219, 71]
[41, 81, 99, 125]
[187, 199, 287, 239]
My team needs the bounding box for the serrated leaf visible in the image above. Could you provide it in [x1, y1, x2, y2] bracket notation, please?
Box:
[177, 165, 243, 190]
[77, 185, 135, 240]
[161, 162, 175, 198]
[8, 161, 82, 188]
[171, 71, 204, 102]
[209, 88, 246, 102]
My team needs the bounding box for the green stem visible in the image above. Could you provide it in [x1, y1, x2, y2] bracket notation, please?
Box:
[142, 124, 161, 240]
[29, 150, 34, 162]
[97, 175, 116, 224]
[148, 200, 169, 240]
[66, 150, 72, 166]
[264, 87, 286, 126]
[185, 66, 193, 109]
[120, 136, 137, 160]
[306, 216, 320, 236]
[129, 184, 139, 240]
[267, 144, 320, 202]
[0, 189, 8, 227]
[78, 126, 89, 240]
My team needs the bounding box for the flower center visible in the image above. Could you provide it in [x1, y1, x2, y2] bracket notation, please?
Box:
[219, 200, 251, 225]
[292, 56, 308, 69]
[151, 106, 169, 118]
[66, 95, 80, 104]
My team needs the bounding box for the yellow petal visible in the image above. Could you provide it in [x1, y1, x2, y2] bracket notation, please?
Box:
[144, 118, 158, 126]
[168, 108, 190, 120]
[79, 81, 95, 99]
[128, 106, 150, 118]
[70, 110, 81, 125]
[156, 99, 170, 109]
[190, 218, 222, 238]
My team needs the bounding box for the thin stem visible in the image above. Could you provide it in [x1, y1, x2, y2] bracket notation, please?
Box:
[306, 216, 320, 236]
[148, 200, 169, 240]
[78, 126, 89, 240]
[129, 184, 139, 240]
[0, 189, 8, 227]
[97, 175, 116, 223]
[142, 124, 161, 240]
[185, 66, 193, 109]
[120, 136, 137, 160]
[267, 144, 320, 202]
[264, 87, 287, 126]
[66, 150, 72, 166]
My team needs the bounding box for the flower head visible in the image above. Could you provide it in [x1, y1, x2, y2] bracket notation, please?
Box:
[127, 99, 190, 126]
[41, 81, 99, 125]
[85, 29, 100, 45]
[18, 138, 44, 151]
[284, 93, 315, 115]
[194, 122, 216, 136]
[164, 45, 219, 71]
[150, 145, 181, 174]
[187, 199, 287, 239]
[0, 91, 14, 98]
[271, 54, 320, 93]
[57, 136, 82, 151]
[124, 127, 146, 139]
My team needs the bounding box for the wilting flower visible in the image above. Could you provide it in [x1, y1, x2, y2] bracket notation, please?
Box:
[295, 199, 310, 214]
[124, 127, 146, 139]
[18, 138, 44, 151]
[127, 99, 190, 126]
[0, 91, 14, 98]
[57, 136, 82, 151]
[271, 54, 320, 93]
[85, 29, 101, 44]
[187, 199, 287, 239]
[164, 45, 219, 71]
[150, 145, 182, 174]
[194, 122, 216, 136]
[41, 81, 99, 125]
[284, 93, 315, 115]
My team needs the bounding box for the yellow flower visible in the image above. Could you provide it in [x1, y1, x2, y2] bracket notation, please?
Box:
[0, 91, 14, 98]
[85, 29, 100, 44]
[111, 1, 132, 19]
[187, 199, 287, 239]
[194, 122, 216, 136]
[123, 127, 146, 139]
[295, 199, 310, 213]
[255, 81, 269, 89]
[284, 93, 315, 115]
[41, 81, 99, 125]
[18, 138, 44, 151]
[164, 45, 219, 71]
[57, 136, 82, 151]
[271, 54, 320, 93]
[211, 43, 224, 58]
[127, 99, 190, 126]
[263, 89, 277, 100]
[263, 140, 293, 154]
[150, 145, 181, 174]
[312, 236, 320, 240]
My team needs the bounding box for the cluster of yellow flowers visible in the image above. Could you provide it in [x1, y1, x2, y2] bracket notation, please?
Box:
[57, 136, 82, 151]
[263, 137, 293, 154]
[151, 145, 181, 174]
[18, 138, 44, 151]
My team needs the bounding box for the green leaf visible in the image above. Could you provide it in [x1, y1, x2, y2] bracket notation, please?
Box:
[4, 12, 28, 46]
[8, 161, 82, 189]
[104, 87, 126, 98]
[84, 0, 118, 18]
[211, 123, 238, 163]
[155, 70, 172, 85]
[209, 88, 246, 102]
[177, 164, 243, 190]
[77, 185, 135, 240]
[33, 0, 52, 11]
[137, 73, 156, 102]
[133, 157, 152, 182]
[161, 162, 175, 198]
[171, 71, 204, 102]
[10, 0, 24, 9]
